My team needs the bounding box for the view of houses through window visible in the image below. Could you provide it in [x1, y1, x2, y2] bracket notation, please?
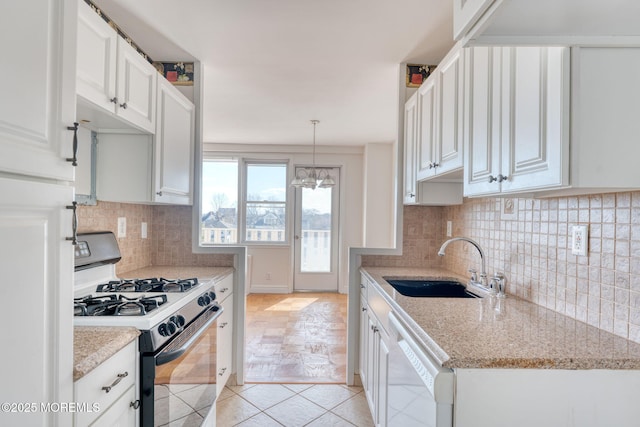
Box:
[201, 158, 333, 256]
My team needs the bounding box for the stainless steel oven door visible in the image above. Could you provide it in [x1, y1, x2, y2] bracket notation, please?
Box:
[141, 304, 223, 427]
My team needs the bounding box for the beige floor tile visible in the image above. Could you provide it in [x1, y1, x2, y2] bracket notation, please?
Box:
[300, 385, 358, 410]
[163, 412, 204, 427]
[281, 383, 314, 393]
[264, 395, 326, 427]
[217, 386, 236, 402]
[237, 384, 295, 410]
[305, 412, 357, 427]
[234, 412, 285, 427]
[216, 394, 261, 426]
[330, 394, 374, 427]
[227, 384, 256, 394]
[155, 395, 197, 426]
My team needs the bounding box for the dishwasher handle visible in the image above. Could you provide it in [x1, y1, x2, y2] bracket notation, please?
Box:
[388, 312, 454, 404]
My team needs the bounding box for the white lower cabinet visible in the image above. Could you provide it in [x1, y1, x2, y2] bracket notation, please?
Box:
[360, 274, 390, 427]
[215, 274, 234, 397]
[74, 340, 139, 426]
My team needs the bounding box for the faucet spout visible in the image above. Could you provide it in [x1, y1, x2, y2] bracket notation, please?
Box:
[438, 237, 487, 286]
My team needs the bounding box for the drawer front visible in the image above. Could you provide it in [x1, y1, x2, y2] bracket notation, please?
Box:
[90, 385, 137, 427]
[75, 340, 137, 426]
[214, 274, 233, 303]
[367, 280, 392, 335]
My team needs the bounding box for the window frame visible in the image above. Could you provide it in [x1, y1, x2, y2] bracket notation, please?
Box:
[199, 155, 290, 247]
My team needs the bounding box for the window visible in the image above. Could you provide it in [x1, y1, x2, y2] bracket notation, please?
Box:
[200, 159, 239, 244]
[200, 159, 287, 245]
[244, 163, 287, 243]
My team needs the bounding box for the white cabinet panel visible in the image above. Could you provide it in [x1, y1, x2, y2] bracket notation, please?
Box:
[116, 38, 157, 133]
[435, 48, 464, 175]
[416, 79, 437, 181]
[0, 177, 74, 427]
[154, 78, 195, 205]
[0, 0, 77, 181]
[403, 94, 418, 204]
[76, 1, 117, 113]
[453, 0, 495, 40]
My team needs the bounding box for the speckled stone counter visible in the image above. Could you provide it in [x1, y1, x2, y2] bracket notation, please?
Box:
[362, 266, 640, 370]
[74, 327, 140, 381]
[119, 266, 234, 283]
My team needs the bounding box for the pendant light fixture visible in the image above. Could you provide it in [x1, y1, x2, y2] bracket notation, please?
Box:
[290, 120, 335, 190]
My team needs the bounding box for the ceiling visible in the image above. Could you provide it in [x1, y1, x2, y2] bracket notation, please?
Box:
[93, 0, 454, 146]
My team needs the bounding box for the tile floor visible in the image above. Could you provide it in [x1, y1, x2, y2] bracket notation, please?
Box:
[245, 293, 348, 383]
[217, 383, 373, 427]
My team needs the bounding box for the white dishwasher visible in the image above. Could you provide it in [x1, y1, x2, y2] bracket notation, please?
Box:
[387, 312, 454, 427]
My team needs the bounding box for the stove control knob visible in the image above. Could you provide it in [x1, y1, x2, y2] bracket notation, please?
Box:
[198, 294, 212, 307]
[208, 291, 216, 301]
[158, 321, 177, 337]
[171, 315, 186, 327]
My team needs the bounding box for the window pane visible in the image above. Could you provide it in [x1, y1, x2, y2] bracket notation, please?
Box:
[247, 164, 286, 202]
[200, 160, 238, 244]
[245, 203, 285, 242]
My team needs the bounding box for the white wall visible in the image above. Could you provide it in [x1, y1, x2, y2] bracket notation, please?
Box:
[362, 142, 396, 248]
[202, 143, 364, 294]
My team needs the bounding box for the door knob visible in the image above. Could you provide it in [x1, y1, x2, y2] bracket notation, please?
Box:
[295, 235, 300, 240]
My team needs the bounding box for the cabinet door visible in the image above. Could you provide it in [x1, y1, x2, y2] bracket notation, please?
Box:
[500, 47, 569, 193]
[463, 46, 502, 196]
[403, 94, 418, 204]
[76, 0, 117, 114]
[453, 0, 495, 40]
[365, 314, 378, 414]
[435, 48, 464, 175]
[91, 385, 138, 427]
[155, 78, 195, 205]
[359, 296, 369, 387]
[116, 38, 157, 133]
[0, 0, 76, 181]
[0, 177, 74, 427]
[416, 78, 437, 181]
[217, 295, 234, 396]
[375, 327, 390, 427]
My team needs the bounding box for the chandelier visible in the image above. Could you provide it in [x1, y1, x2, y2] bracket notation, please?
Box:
[290, 120, 335, 190]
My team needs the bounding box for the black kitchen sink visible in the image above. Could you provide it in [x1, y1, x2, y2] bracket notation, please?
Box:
[384, 278, 481, 298]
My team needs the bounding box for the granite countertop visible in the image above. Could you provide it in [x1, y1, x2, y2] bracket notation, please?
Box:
[362, 266, 640, 370]
[119, 266, 234, 283]
[74, 327, 140, 381]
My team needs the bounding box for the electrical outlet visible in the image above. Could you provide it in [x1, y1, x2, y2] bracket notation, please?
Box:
[117, 217, 127, 238]
[141, 222, 147, 239]
[446, 221, 452, 237]
[571, 225, 588, 256]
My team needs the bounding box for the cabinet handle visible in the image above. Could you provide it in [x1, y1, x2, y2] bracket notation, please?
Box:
[488, 175, 497, 183]
[156, 191, 163, 196]
[371, 325, 378, 333]
[218, 367, 227, 376]
[497, 174, 509, 182]
[110, 97, 118, 104]
[408, 192, 415, 198]
[102, 371, 128, 393]
[360, 284, 365, 289]
[432, 162, 440, 168]
[428, 162, 434, 169]
[130, 400, 140, 410]
[66, 122, 79, 166]
[362, 307, 367, 312]
[65, 202, 78, 245]
[119, 102, 128, 109]
[219, 322, 228, 328]
[221, 287, 229, 292]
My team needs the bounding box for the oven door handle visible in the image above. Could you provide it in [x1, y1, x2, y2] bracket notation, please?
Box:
[155, 304, 223, 366]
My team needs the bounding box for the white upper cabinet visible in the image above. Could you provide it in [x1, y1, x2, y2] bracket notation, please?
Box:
[0, 0, 77, 181]
[416, 78, 437, 181]
[154, 78, 195, 205]
[465, 46, 569, 197]
[76, 2, 117, 114]
[465, 46, 640, 198]
[76, 0, 157, 133]
[416, 44, 464, 182]
[403, 93, 418, 204]
[454, 0, 640, 46]
[116, 37, 157, 133]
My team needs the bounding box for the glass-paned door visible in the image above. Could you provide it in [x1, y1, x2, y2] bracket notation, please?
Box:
[293, 167, 339, 291]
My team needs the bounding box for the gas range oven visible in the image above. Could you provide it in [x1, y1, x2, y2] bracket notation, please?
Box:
[74, 232, 223, 426]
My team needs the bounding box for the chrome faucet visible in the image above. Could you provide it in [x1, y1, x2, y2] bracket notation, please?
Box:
[438, 237, 488, 289]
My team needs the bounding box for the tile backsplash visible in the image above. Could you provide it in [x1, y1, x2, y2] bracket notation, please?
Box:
[363, 191, 640, 344]
[78, 202, 233, 274]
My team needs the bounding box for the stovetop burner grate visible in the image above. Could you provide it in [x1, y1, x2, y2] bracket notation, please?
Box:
[95, 277, 199, 293]
[74, 294, 168, 316]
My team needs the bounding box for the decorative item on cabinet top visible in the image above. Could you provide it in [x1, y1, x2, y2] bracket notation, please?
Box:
[406, 64, 437, 87]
